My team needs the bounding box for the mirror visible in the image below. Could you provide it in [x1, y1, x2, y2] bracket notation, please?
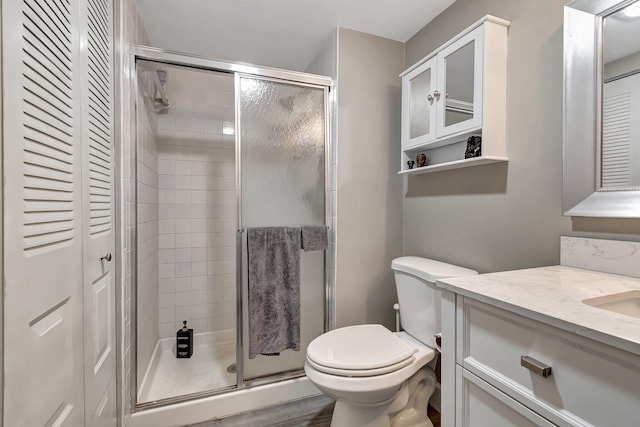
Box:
[564, 0, 640, 217]
[444, 40, 475, 127]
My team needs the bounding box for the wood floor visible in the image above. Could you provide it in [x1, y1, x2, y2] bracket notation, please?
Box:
[188, 394, 441, 427]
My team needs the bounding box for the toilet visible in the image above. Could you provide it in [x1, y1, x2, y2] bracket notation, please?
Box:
[305, 257, 477, 427]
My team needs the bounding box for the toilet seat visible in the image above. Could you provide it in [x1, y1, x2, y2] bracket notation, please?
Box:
[306, 353, 415, 377]
[306, 325, 417, 377]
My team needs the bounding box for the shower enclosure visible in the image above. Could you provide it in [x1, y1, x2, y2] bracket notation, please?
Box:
[132, 48, 331, 408]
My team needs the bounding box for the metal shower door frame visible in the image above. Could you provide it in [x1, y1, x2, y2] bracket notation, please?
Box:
[130, 45, 333, 411]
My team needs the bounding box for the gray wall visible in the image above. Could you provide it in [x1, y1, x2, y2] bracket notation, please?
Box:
[403, 0, 640, 274]
[335, 28, 404, 329]
[404, 0, 570, 273]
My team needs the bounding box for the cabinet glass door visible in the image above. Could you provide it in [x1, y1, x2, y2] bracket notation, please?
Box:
[403, 57, 437, 147]
[437, 26, 483, 138]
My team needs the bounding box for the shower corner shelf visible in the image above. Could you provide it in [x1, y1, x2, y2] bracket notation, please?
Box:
[398, 155, 508, 176]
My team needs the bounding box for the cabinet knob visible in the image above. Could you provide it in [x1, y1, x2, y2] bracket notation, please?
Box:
[101, 253, 112, 262]
[427, 93, 434, 104]
[521, 355, 552, 378]
[433, 90, 441, 100]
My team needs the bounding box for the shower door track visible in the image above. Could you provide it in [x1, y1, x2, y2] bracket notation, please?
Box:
[129, 45, 334, 412]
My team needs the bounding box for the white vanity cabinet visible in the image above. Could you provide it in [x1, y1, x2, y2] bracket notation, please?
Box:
[400, 15, 509, 175]
[441, 291, 640, 427]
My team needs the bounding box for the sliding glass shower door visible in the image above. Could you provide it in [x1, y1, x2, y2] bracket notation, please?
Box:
[237, 75, 327, 381]
[133, 48, 332, 409]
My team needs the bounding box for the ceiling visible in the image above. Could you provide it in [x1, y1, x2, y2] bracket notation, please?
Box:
[134, 0, 456, 72]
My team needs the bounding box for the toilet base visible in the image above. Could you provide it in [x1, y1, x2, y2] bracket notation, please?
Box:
[328, 367, 436, 427]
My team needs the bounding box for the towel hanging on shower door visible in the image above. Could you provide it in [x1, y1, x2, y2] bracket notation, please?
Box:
[247, 226, 301, 359]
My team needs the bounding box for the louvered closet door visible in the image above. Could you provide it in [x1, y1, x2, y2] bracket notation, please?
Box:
[602, 73, 640, 188]
[80, 0, 116, 425]
[2, 0, 85, 425]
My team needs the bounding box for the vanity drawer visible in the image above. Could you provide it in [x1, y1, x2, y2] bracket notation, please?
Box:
[458, 297, 640, 427]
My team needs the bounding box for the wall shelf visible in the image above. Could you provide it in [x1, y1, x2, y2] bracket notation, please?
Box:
[398, 156, 508, 176]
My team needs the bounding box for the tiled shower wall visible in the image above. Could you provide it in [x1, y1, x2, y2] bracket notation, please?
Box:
[135, 68, 160, 383]
[118, 0, 150, 423]
[156, 86, 236, 338]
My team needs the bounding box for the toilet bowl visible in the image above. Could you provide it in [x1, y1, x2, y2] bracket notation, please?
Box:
[305, 257, 477, 427]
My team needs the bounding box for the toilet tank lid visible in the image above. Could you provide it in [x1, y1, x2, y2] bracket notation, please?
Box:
[391, 256, 477, 283]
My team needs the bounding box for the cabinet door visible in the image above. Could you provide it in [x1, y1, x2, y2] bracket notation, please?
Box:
[80, 0, 117, 425]
[402, 56, 438, 148]
[456, 367, 555, 427]
[2, 0, 85, 425]
[437, 26, 483, 139]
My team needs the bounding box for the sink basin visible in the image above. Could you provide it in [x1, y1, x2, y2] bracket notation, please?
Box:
[582, 291, 640, 319]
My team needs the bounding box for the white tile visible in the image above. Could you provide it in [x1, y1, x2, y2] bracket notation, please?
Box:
[190, 318, 207, 333]
[192, 233, 208, 248]
[158, 249, 175, 264]
[175, 175, 192, 190]
[159, 293, 175, 308]
[192, 276, 207, 290]
[191, 247, 208, 262]
[175, 219, 192, 234]
[159, 234, 175, 249]
[190, 205, 208, 219]
[159, 263, 175, 279]
[208, 233, 223, 247]
[175, 262, 192, 278]
[222, 287, 236, 302]
[175, 233, 192, 248]
[175, 190, 192, 205]
[192, 304, 207, 319]
[175, 291, 192, 307]
[191, 161, 210, 176]
[191, 219, 208, 233]
[159, 204, 176, 220]
[159, 219, 175, 234]
[191, 175, 208, 190]
[159, 159, 175, 174]
[175, 160, 191, 175]
[159, 322, 176, 339]
[159, 307, 175, 323]
[159, 278, 175, 294]
[159, 174, 175, 189]
[192, 261, 208, 276]
[191, 190, 208, 205]
[191, 290, 207, 305]
[208, 261, 224, 275]
[175, 248, 192, 263]
[175, 277, 192, 292]
[175, 305, 191, 320]
[159, 189, 175, 204]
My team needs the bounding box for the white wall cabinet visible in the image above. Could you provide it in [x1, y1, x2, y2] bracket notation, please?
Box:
[400, 16, 509, 175]
[441, 292, 640, 427]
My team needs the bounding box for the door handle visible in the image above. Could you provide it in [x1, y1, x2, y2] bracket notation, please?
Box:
[521, 355, 552, 378]
[101, 253, 112, 262]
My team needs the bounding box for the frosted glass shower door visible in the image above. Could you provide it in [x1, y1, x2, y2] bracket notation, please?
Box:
[238, 75, 327, 380]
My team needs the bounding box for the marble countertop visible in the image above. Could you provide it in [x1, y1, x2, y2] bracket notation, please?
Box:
[436, 265, 640, 356]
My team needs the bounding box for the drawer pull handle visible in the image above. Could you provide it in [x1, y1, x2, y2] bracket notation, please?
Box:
[521, 355, 552, 378]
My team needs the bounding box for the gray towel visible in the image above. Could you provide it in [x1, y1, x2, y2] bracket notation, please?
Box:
[301, 225, 328, 251]
[247, 227, 301, 359]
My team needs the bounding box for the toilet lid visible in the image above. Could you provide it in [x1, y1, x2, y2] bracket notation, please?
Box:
[306, 324, 417, 371]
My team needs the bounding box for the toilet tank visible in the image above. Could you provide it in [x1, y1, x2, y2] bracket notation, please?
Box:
[392, 257, 477, 345]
